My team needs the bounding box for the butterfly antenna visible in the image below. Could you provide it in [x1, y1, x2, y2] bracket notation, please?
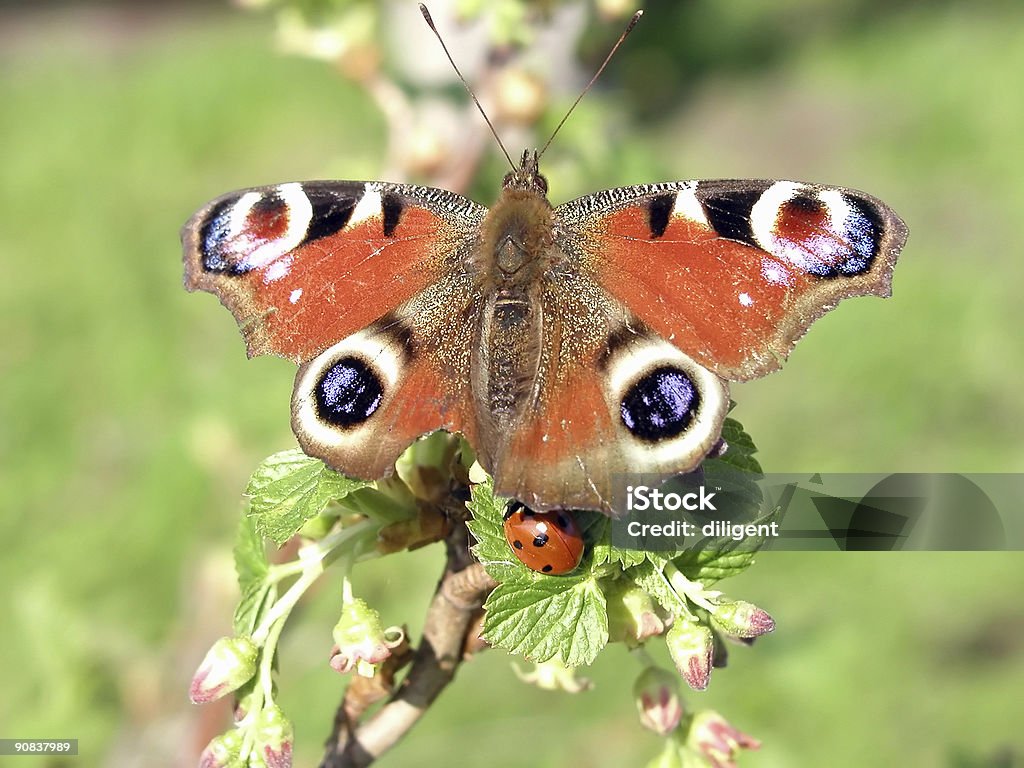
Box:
[419, 4, 516, 171]
[538, 9, 643, 160]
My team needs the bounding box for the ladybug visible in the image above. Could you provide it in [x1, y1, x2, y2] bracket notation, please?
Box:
[503, 502, 584, 575]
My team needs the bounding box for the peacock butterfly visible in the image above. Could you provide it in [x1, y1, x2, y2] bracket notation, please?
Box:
[181, 151, 907, 515]
[181, 12, 907, 516]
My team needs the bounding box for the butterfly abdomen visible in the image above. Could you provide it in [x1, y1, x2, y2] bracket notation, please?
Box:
[467, 182, 558, 444]
[475, 293, 542, 428]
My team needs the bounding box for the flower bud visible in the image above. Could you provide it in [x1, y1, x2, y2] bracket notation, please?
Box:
[633, 666, 684, 736]
[607, 582, 666, 646]
[198, 728, 243, 768]
[330, 598, 404, 678]
[513, 658, 592, 693]
[251, 705, 294, 768]
[666, 622, 714, 691]
[233, 682, 258, 722]
[686, 710, 760, 767]
[711, 601, 775, 639]
[190, 636, 259, 704]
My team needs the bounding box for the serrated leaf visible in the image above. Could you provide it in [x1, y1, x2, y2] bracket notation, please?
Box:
[593, 514, 647, 569]
[482, 575, 608, 666]
[466, 477, 523, 582]
[630, 560, 687, 613]
[660, 417, 768, 585]
[716, 417, 763, 474]
[466, 477, 509, 558]
[673, 504, 780, 585]
[234, 513, 269, 590]
[245, 448, 371, 545]
[233, 580, 273, 636]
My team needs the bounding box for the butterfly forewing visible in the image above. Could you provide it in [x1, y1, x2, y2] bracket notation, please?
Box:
[182, 180, 486, 361]
[555, 179, 908, 381]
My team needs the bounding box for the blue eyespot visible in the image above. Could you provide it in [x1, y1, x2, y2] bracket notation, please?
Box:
[620, 367, 699, 441]
[315, 357, 384, 427]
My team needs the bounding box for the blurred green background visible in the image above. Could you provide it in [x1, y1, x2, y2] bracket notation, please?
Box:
[2, 0, 1022, 766]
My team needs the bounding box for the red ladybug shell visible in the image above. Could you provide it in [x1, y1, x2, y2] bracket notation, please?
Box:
[503, 504, 584, 575]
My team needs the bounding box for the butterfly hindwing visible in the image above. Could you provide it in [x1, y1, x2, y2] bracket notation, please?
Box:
[556, 179, 908, 381]
[491, 312, 730, 512]
[290, 308, 481, 480]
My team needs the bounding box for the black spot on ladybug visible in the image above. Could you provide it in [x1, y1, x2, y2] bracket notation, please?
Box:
[555, 513, 572, 530]
[532, 533, 549, 547]
[513, 540, 523, 550]
[542, 565, 553, 573]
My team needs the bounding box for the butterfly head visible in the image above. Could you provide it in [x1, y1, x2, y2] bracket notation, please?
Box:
[503, 149, 548, 196]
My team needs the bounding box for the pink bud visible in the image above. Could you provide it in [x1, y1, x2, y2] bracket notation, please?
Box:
[687, 710, 760, 768]
[607, 582, 666, 646]
[633, 666, 684, 736]
[666, 622, 714, 691]
[329, 598, 403, 678]
[253, 705, 294, 768]
[513, 659, 592, 693]
[711, 601, 775, 639]
[198, 729, 242, 768]
[190, 636, 258, 704]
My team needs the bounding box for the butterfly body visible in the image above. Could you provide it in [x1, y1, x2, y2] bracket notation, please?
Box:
[183, 150, 907, 515]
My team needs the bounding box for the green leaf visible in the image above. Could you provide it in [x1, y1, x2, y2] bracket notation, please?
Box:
[673, 504, 780, 585]
[466, 476, 522, 583]
[716, 417, 763, 475]
[468, 476, 610, 664]
[233, 580, 273, 636]
[234, 513, 269, 590]
[655, 416, 769, 585]
[245, 448, 372, 545]
[232, 515, 272, 635]
[482, 575, 608, 667]
[592, 515, 648, 570]
[630, 560, 688, 614]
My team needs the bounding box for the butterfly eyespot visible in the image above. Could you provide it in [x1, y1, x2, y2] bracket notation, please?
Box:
[314, 357, 385, 427]
[620, 366, 699, 442]
[502, 503, 584, 575]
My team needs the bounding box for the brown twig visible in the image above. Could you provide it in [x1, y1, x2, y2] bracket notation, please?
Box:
[320, 521, 496, 768]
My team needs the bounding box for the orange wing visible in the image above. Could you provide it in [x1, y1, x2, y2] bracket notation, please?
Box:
[556, 179, 908, 381]
[183, 181, 486, 479]
[182, 180, 485, 362]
